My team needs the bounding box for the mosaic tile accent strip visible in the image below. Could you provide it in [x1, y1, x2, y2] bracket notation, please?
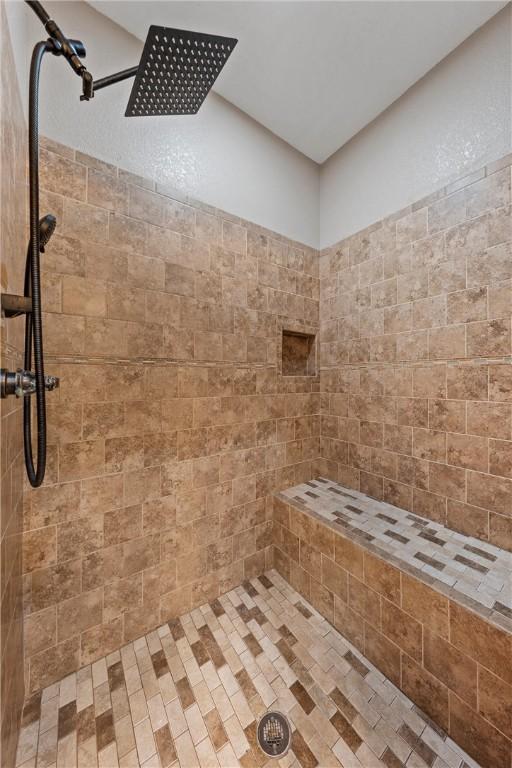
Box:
[15, 571, 481, 768]
[281, 479, 512, 631]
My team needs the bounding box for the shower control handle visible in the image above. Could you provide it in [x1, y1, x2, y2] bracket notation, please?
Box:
[0, 369, 60, 399]
[44, 374, 60, 391]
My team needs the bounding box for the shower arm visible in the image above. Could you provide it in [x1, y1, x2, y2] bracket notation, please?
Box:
[3, 3, 88, 322]
[26, 1, 93, 96]
[81, 67, 139, 100]
[26, 1, 141, 101]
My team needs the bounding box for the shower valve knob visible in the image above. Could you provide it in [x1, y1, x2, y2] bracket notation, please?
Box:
[44, 375, 59, 391]
[0, 369, 35, 398]
[0, 369, 59, 399]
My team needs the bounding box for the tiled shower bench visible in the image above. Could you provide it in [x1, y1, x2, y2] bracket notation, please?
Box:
[273, 478, 512, 768]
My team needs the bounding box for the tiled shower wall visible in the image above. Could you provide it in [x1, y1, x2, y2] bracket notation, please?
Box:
[273, 494, 512, 768]
[0, 6, 27, 767]
[319, 157, 512, 552]
[21, 139, 321, 695]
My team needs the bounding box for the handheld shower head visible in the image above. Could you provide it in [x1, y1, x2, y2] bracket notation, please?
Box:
[125, 26, 237, 117]
[39, 214, 56, 251]
[14, 0, 239, 489]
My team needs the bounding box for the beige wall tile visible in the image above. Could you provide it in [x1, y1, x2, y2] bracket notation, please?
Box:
[318, 158, 511, 549]
[40, 148, 87, 201]
[87, 168, 129, 214]
[22, 527, 57, 573]
[57, 588, 103, 641]
[59, 440, 105, 482]
[19, 136, 512, 722]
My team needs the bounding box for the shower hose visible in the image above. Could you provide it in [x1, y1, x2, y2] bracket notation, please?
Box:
[24, 40, 50, 488]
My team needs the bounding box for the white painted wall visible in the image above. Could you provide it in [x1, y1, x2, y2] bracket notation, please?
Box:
[5, 2, 511, 252]
[4, 0, 319, 247]
[320, 4, 512, 249]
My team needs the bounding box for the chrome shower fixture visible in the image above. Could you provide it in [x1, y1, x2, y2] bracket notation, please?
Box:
[0, 369, 59, 399]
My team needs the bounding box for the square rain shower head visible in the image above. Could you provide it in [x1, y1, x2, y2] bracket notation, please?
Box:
[125, 25, 238, 117]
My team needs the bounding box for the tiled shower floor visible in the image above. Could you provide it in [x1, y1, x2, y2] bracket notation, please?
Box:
[16, 571, 480, 768]
[281, 479, 512, 631]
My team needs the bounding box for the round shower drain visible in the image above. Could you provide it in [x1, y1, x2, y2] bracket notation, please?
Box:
[257, 711, 291, 758]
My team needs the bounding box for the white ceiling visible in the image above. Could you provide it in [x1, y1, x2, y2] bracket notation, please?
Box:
[88, 1, 506, 163]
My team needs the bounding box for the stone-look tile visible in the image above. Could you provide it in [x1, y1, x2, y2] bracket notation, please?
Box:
[334, 536, 364, 580]
[22, 140, 322, 696]
[428, 190, 467, 234]
[467, 318, 511, 357]
[154, 724, 177, 767]
[423, 630, 477, 708]
[489, 511, 512, 550]
[274, 486, 512, 767]
[429, 462, 465, 502]
[381, 600, 422, 662]
[204, 709, 228, 751]
[57, 589, 103, 641]
[318, 156, 512, 552]
[40, 147, 87, 201]
[450, 602, 512, 686]
[62, 276, 107, 317]
[446, 499, 489, 540]
[364, 622, 401, 687]
[25, 573, 481, 768]
[29, 638, 80, 694]
[364, 553, 400, 605]
[63, 198, 109, 243]
[467, 401, 512, 440]
[87, 169, 129, 215]
[282, 480, 511, 628]
[30, 560, 82, 613]
[477, 667, 512, 743]
[467, 470, 511, 516]
[449, 693, 511, 768]
[447, 287, 487, 324]
[320, 186, 512, 546]
[446, 433, 488, 472]
[11, 119, 512, 768]
[428, 398, 465, 434]
[1, 22, 27, 767]
[22, 527, 57, 573]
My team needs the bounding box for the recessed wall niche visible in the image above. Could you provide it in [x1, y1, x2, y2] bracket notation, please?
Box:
[282, 329, 317, 376]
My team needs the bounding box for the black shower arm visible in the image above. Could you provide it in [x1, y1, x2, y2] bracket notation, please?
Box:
[81, 66, 139, 100]
[26, 0, 140, 101]
[25, 1, 94, 98]
[26, 2, 88, 73]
